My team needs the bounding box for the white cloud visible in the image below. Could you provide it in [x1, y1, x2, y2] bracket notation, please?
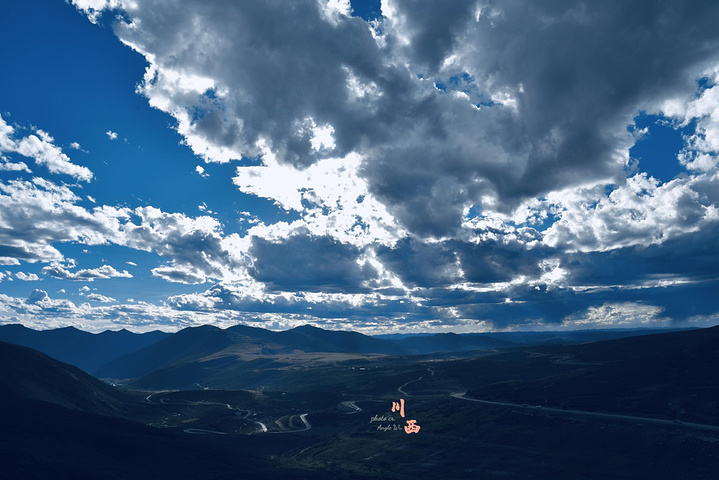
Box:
[19, 1, 715, 331]
[42, 264, 133, 281]
[72, 0, 122, 23]
[151, 263, 208, 284]
[540, 78, 719, 254]
[0, 148, 248, 283]
[70, 0, 719, 242]
[86, 292, 117, 303]
[562, 302, 668, 329]
[15, 272, 40, 281]
[0, 115, 92, 181]
[542, 172, 719, 253]
[195, 165, 209, 178]
[106, 130, 118, 140]
[0, 176, 135, 263]
[0, 157, 31, 173]
[0, 289, 266, 333]
[235, 149, 404, 248]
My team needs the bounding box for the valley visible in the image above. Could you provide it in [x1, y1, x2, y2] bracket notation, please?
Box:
[2, 324, 718, 479]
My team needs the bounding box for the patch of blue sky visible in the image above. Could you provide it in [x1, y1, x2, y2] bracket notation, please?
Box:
[629, 113, 694, 183]
[431, 71, 497, 108]
[350, 0, 382, 22]
[0, 0, 294, 234]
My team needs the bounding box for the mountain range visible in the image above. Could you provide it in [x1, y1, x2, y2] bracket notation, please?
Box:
[2, 324, 718, 479]
[0, 324, 169, 373]
[0, 322, 692, 379]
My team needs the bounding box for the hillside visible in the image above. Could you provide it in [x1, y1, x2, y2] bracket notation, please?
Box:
[0, 324, 169, 373]
[466, 326, 719, 423]
[0, 340, 139, 417]
[95, 324, 408, 386]
[0, 340, 333, 480]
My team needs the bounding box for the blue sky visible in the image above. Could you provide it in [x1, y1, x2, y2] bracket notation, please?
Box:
[1, 0, 719, 334]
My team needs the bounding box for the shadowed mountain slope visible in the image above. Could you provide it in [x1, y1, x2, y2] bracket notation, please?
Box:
[0, 340, 139, 416]
[467, 326, 719, 424]
[0, 324, 168, 373]
[96, 324, 408, 383]
[0, 340, 334, 480]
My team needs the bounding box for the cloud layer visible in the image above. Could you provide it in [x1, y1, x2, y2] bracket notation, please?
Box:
[2, 1, 719, 333]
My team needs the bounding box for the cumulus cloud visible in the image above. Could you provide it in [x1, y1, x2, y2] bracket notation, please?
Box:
[72, 0, 122, 24]
[152, 263, 208, 284]
[71, 0, 719, 238]
[0, 115, 92, 181]
[0, 290, 229, 332]
[0, 178, 114, 263]
[120, 206, 248, 283]
[26, 289, 50, 304]
[0, 167, 246, 283]
[0, 157, 31, 173]
[195, 165, 209, 178]
[543, 172, 719, 252]
[248, 234, 378, 293]
[42, 264, 133, 281]
[85, 292, 117, 303]
[15, 272, 40, 281]
[235, 149, 403, 247]
[4, 0, 711, 332]
[106, 130, 118, 140]
[166, 282, 438, 329]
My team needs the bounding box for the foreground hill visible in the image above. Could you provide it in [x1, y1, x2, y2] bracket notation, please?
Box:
[0, 324, 169, 373]
[466, 325, 719, 424]
[0, 340, 139, 417]
[0, 340, 333, 480]
[3, 326, 718, 479]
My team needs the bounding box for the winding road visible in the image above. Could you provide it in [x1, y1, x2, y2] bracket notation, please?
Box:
[451, 392, 719, 432]
[397, 376, 423, 397]
[340, 401, 362, 413]
[183, 428, 227, 435]
[268, 413, 312, 434]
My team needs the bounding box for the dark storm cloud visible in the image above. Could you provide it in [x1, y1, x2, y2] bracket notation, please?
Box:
[453, 238, 548, 284]
[89, 0, 719, 237]
[107, 0, 396, 166]
[63, 0, 719, 331]
[248, 234, 377, 293]
[360, 0, 719, 235]
[376, 237, 462, 287]
[377, 235, 550, 287]
[561, 224, 719, 287]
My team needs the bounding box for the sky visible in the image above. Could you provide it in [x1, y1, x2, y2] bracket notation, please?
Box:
[1, 0, 719, 334]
